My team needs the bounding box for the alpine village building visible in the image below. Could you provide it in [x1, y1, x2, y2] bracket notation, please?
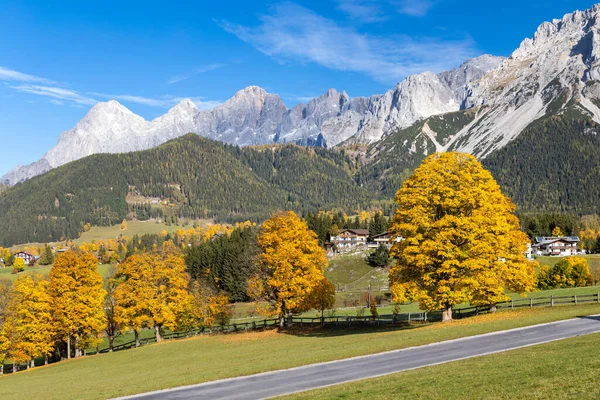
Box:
[532, 236, 580, 256]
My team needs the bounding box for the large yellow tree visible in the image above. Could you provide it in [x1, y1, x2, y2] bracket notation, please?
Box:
[8, 274, 55, 368]
[49, 251, 106, 358]
[389, 153, 535, 321]
[252, 211, 328, 328]
[0, 279, 12, 375]
[114, 250, 191, 343]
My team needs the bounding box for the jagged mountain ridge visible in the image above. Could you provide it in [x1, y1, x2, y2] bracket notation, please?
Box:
[1, 55, 503, 185]
[362, 4, 600, 169]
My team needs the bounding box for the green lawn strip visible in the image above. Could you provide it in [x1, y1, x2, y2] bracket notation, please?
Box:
[281, 331, 600, 400]
[0, 264, 112, 282]
[2, 304, 600, 400]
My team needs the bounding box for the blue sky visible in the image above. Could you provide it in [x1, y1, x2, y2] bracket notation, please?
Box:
[0, 0, 597, 175]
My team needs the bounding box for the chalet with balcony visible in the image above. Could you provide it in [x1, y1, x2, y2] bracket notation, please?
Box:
[532, 236, 580, 256]
[331, 229, 369, 249]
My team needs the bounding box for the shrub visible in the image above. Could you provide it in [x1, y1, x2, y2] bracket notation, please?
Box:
[367, 244, 390, 267]
[537, 256, 593, 289]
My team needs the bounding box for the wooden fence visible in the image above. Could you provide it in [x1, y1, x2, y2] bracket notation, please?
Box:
[4, 292, 600, 373]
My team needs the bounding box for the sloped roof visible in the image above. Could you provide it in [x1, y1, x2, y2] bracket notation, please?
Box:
[340, 229, 370, 236]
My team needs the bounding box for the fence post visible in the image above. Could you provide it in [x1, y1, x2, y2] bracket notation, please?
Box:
[575, 295, 578, 305]
[551, 296, 554, 307]
[408, 312, 411, 322]
[511, 299, 514, 309]
[529, 298, 533, 308]
[598, 292, 600, 303]
[424, 311, 428, 322]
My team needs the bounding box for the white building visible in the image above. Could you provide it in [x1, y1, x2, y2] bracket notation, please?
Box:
[331, 229, 370, 249]
[532, 236, 579, 256]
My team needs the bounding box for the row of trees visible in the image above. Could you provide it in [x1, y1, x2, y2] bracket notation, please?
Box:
[0, 246, 233, 372]
[0, 211, 342, 370]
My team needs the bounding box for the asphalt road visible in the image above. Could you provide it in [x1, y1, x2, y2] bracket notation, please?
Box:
[120, 315, 600, 400]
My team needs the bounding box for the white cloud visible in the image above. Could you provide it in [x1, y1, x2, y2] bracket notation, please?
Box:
[336, 0, 387, 23]
[9, 84, 97, 105]
[49, 99, 64, 105]
[218, 2, 476, 84]
[91, 93, 221, 110]
[0, 66, 54, 84]
[166, 63, 225, 84]
[395, 0, 436, 17]
[90, 92, 170, 107]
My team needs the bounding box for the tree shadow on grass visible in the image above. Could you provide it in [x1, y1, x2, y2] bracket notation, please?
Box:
[278, 321, 432, 339]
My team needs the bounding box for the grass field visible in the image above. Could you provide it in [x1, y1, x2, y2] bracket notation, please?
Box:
[0, 264, 112, 282]
[2, 304, 600, 400]
[74, 220, 211, 244]
[283, 331, 600, 400]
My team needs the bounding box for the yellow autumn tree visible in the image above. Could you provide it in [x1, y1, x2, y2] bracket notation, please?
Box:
[252, 211, 328, 328]
[114, 249, 191, 343]
[8, 274, 55, 368]
[552, 226, 564, 237]
[49, 251, 106, 358]
[121, 219, 128, 230]
[0, 279, 12, 375]
[179, 282, 231, 332]
[12, 258, 25, 273]
[113, 255, 152, 347]
[389, 153, 535, 322]
[304, 276, 336, 320]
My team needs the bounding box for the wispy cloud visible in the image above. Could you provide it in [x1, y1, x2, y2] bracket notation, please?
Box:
[218, 2, 475, 84]
[9, 84, 97, 105]
[0, 66, 54, 84]
[394, 0, 436, 17]
[166, 63, 225, 84]
[335, 0, 387, 23]
[91, 92, 221, 110]
[90, 92, 170, 107]
[3, 66, 220, 111]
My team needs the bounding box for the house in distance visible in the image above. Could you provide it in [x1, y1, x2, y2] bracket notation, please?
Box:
[532, 236, 580, 256]
[14, 251, 38, 266]
[330, 229, 370, 250]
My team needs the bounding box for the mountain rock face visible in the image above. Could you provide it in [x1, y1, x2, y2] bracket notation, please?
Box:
[1, 56, 502, 185]
[7, 4, 600, 186]
[445, 4, 600, 158]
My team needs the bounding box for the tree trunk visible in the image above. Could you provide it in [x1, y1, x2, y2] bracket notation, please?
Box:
[0, 363, 3, 375]
[67, 335, 71, 360]
[442, 305, 453, 322]
[74, 337, 81, 358]
[134, 330, 140, 348]
[44, 355, 49, 365]
[109, 336, 114, 352]
[12, 363, 16, 373]
[26, 360, 31, 370]
[489, 304, 497, 313]
[155, 325, 162, 343]
[279, 315, 285, 329]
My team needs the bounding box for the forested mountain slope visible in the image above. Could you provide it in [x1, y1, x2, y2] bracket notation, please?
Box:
[482, 105, 600, 214]
[0, 135, 371, 246]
